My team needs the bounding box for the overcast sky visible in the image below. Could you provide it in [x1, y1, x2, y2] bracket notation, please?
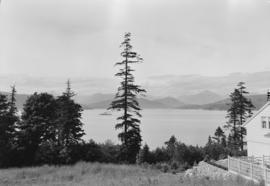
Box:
[1, 0, 270, 93]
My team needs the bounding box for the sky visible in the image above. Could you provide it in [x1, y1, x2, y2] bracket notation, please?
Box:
[1, 0, 270, 94]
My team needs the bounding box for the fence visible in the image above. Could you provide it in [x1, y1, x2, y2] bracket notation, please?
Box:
[228, 156, 270, 185]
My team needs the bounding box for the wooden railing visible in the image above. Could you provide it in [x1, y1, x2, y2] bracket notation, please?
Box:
[228, 156, 270, 184]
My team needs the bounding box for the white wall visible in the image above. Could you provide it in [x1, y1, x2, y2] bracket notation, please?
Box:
[246, 103, 270, 156]
[247, 141, 270, 157]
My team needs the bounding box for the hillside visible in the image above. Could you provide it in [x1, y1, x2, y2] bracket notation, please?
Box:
[178, 90, 224, 105]
[153, 97, 186, 108]
[179, 94, 267, 110]
[75, 93, 114, 106]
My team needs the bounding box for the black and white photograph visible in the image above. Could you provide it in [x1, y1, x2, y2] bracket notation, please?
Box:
[1, 0, 270, 185]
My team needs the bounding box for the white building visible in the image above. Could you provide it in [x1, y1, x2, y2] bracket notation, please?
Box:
[244, 101, 270, 157]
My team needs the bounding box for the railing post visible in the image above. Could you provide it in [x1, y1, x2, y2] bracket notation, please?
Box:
[263, 155, 265, 167]
[264, 167, 267, 184]
[238, 158, 241, 174]
[228, 155, 230, 171]
[250, 159, 253, 179]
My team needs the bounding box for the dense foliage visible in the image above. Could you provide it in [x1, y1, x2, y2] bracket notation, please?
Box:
[0, 87, 19, 167]
[0, 82, 254, 171]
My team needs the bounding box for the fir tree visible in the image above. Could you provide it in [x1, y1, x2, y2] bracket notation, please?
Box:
[0, 93, 13, 167]
[221, 136, 227, 148]
[165, 135, 177, 161]
[224, 90, 239, 150]
[56, 80, 84, 146]
[224, 82, 254, 152]
[0, 86, 20, 167]
[206, 136, 213, 146]
[9, 86, 17, 115]
[108, 33, 146, 163]
[8, 86, 19, 138]
[136, 144, 150, 164]
[237, 82, 254, 150]
[213, 126, 225, 144]
[56, 80, 85, 163]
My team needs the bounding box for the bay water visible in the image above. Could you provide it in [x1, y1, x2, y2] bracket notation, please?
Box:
[82, 109, 226, 149]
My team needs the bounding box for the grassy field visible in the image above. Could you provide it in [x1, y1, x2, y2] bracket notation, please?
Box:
[0, 162, 263, 186]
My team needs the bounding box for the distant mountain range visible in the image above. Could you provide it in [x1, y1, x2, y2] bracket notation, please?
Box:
[78, 91, 223, 108]
[2, 90, 268, 111]
[81, 91, 223, 109]
[81, 92, 269, 111]
[82, 98, 171, 110]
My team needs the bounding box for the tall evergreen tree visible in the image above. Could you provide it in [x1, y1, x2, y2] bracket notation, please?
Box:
[237, 82, 254, 150]
[56, 80, 85, 163]
[108, 33, 146, 163]
[56, 80, 84, 147]
[0, 93, 13, 167]
[224, 82, 254, 152]
[0, 86, 19, 167]
[8, 86, 19, 137]
[224, 90, 239, 150]
[9, 86, 17, 115]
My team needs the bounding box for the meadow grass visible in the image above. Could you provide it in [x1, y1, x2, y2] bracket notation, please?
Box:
[0, 162, 263, 186]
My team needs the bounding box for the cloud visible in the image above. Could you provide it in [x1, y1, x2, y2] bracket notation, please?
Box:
[0, 75, 118, 95]
[145, 71, 270, 97]
[1, 71, 270, 97]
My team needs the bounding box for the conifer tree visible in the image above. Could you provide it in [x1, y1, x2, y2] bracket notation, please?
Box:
[56, 80, 85, 163]
[0, 86, 20, 167]
[56, 80, 84, 147]
[206, 136, 213, 145]
[109, 33, 146, 163]
[8, 86, 19, 136]
[165, 135, 177, 161]
[0, 93, 12, 167]
[224, 90, 239, 149]
[213, 126, 225, 144]
[224, 82, 254, 152]
[221, 136, 227, 148]
[9, 86, 17, 114]
[136, 144, 150, 164]
[237, 82, 254, 150]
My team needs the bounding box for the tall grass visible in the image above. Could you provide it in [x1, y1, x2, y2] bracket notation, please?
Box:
[0, 162, 263, 186]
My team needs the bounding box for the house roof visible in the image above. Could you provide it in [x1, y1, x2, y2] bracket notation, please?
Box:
[243, 102, 270, 127]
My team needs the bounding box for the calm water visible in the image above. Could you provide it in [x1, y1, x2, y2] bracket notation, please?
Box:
[82, 109, 226, 149]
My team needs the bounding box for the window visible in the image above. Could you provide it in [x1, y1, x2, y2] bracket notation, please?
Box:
[262, 116, 267, 128]
[262, 121, 267, 128]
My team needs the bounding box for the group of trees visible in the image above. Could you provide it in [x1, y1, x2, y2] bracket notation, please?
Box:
[0, 81, 85, 167]
[205, 82, 255, 159]
[0, 80, 256, 170]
